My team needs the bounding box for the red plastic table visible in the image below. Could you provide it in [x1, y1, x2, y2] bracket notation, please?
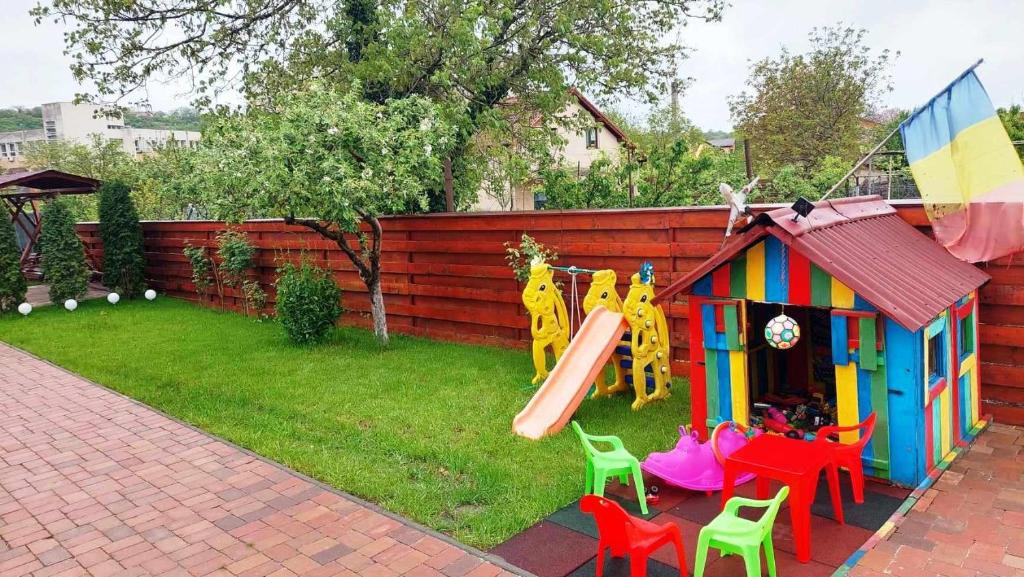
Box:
[720, 434, 845, 563]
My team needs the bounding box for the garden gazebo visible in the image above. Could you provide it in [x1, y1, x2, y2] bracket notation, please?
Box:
[0, 169, 100, 275]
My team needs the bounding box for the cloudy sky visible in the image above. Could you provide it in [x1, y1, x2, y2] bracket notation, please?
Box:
[3, 0, 1022, 131]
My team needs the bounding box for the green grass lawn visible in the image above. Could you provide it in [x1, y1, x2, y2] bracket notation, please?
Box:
[0, 298, 690, 548]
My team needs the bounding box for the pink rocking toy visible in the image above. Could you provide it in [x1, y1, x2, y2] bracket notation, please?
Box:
[641, 422, 757, 492]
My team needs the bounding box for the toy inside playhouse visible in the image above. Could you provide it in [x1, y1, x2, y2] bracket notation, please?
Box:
[745, 302, 839, 438]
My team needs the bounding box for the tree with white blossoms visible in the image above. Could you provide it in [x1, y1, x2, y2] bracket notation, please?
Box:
[200, 83, 454, 345]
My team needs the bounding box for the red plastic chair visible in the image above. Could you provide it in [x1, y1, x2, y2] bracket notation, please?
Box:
[815, 412, 877, 503]
[579, 494, 686, 577]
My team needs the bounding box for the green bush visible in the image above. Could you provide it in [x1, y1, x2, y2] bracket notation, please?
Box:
[0, 216, 26, 312]
[275, 259, 342, 344]
[39, 198, 89, 303]
[183, 243, 213, 297]
[98, 180, 146, 297]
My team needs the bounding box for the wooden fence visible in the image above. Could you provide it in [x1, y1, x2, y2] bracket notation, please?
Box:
[77, 202, 1024, 424]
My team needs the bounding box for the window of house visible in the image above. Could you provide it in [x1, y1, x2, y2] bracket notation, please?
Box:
[585, 126, 598, 149]
[0, 143, 7, 157]
[44, 120, 57, 139]
[958, 311, 975, 359]
[927, 331, 946, 385]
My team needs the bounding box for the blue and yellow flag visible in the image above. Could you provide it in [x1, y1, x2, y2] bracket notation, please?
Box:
[901, 70, 1024, 262]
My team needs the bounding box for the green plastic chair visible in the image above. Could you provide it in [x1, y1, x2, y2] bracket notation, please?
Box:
[571, 421, 648, 515]
[694, 486, 789, 577]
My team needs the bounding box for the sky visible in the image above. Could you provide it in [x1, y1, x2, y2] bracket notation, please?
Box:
[2, 0, 1022, 131]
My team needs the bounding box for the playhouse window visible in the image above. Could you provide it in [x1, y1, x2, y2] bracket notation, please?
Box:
[958, 312, 974, 360]
[927, 332, 946, 384]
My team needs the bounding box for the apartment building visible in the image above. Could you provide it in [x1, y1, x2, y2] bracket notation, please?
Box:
[0, 102, 201, 169]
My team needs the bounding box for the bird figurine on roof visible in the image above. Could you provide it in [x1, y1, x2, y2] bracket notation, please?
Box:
[720, 177, 758, 238]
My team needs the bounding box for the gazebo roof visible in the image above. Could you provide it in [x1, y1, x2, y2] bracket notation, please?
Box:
[0, 169, 100, 198]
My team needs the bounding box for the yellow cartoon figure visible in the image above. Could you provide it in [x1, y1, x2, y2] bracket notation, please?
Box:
[622, 266, 672, 410]
[522, 263, 570, 385]
[583, 269, 628, 398]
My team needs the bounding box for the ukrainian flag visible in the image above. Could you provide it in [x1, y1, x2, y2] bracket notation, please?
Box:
[901, 70, 1024, 262]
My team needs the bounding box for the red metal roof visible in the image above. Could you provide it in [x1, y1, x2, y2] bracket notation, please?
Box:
[654, 196, 990, 331]
[0, 169, 100, 196]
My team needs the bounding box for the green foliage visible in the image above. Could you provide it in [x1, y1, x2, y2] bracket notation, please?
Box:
[200, 83, 454, 224]
[24, 137, 205, 221]
[536, 158, 629, 209]
[999, 105, 1024, 159]
[729, 26, 895, 173]
[98, 180, 146, 297]
[634, 142, 748, 207]
[123, 108, 202, 131]
[505, 234, 558, 284]
[761, 155, 851, 203]
[184, 231, 265, 317]
[215, 230, 256, 287]
[216, 229, 265, 318]
[23, 136, 136, 221]
[0, 107, 42, 131]
[274, 259, 343, 344]
[183, 244, 212, 298]
[39, 198, 90, 303]
[0, 217, 27, 312]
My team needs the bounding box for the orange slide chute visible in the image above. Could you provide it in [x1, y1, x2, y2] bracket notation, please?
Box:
[513, 307, 629, 440]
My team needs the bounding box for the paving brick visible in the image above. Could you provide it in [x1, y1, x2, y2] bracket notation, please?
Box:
[0, 344, 514, 577]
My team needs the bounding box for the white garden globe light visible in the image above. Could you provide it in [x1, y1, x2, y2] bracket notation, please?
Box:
[107, 293, 120, 305]
[144, 289, 157, 301]
[17, 303, 32, 316]
[64, 299, 78, 311]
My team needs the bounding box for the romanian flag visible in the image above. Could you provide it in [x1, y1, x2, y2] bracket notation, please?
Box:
[901, 70, 1024, 262]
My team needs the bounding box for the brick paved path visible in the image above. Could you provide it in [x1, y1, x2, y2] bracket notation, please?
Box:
[852, 423, 1024, 577]
[0, 344, 521, 577]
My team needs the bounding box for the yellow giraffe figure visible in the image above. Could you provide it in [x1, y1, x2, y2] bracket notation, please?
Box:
[622, 271, 672, 410]
[522, 263, 570, 385]
[582, 269, 628, 398]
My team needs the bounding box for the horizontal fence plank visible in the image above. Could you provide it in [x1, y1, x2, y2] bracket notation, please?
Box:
[76, 201, 1024, 423]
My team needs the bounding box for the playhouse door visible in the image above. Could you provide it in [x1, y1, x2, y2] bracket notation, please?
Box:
[698, 299, 749, 431]
[831, 311, 891, 479]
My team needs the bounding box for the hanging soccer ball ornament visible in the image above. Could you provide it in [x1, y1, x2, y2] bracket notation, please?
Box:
[764, 314, 800, 349]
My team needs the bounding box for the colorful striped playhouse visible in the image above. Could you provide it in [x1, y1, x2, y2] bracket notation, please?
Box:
[653, 196, 990, 487]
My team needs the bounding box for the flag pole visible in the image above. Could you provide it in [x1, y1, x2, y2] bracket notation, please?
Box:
[819, 58, 985, 201]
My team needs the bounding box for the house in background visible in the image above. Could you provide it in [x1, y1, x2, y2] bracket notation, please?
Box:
[0, 102, 201, 171]
[472, 89, 632, 211]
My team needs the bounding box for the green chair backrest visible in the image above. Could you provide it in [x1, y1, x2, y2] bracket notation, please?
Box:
[755, 486, 789, 534]
[571, 421, 599, 457]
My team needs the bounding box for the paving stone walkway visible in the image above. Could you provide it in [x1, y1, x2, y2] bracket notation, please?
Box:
[0, 343, 521, 577]
[852, 422, 1024, 577]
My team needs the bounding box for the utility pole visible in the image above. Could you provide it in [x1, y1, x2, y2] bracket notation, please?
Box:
[443, 157, 455, 212]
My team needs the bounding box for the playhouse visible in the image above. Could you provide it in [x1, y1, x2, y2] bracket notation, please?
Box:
[653, 196, 990, 487]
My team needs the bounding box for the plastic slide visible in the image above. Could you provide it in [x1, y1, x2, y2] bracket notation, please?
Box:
[513, 307, 628, 440]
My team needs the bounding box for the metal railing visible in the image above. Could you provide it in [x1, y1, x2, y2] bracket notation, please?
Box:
[828, 141, 1023, 201]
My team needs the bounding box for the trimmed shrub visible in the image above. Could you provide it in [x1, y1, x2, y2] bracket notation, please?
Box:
[39, 197, 89, 303]
[0, 216, 26, 312]
[98, 180, 146, 297]
[275, 259, 342, 344]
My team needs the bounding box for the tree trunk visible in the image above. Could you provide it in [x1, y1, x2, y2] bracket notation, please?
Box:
[368, 275, 389, 346]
